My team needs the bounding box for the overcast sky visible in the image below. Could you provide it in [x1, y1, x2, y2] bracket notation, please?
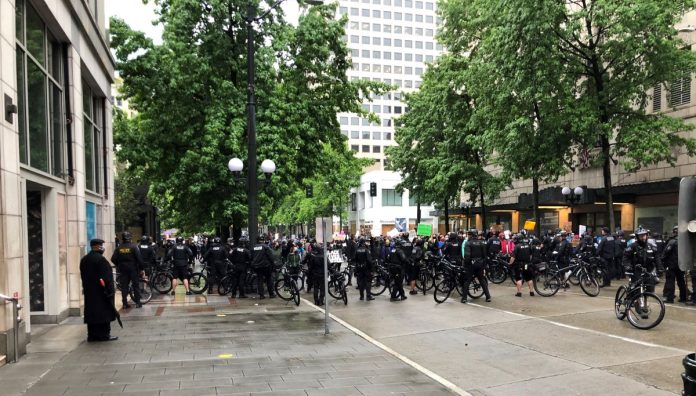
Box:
[105, 0, 301, 45]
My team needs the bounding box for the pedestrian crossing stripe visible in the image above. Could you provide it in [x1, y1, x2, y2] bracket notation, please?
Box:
[218, 353, 234, 358]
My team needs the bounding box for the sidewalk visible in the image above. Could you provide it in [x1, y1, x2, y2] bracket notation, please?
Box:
[0, 292, 454, 396]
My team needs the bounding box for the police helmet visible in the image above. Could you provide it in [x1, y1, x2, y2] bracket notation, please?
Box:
[447, 232, 457, 240]
[213, 237, 221, 244]
[257, 235, 266, 243]
[358, 237, 366, 245]
[477, 230, 484, 237]
[175, 236, 184, 244]
[121, 231, 132, 242]
[602, 227, 610, 234]
[673, 225, 679, 234]
[635, 228, 649, 237]
[140, 235, 149, 243]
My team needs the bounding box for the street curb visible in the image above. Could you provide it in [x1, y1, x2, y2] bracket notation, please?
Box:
[301, 297, 472, 396]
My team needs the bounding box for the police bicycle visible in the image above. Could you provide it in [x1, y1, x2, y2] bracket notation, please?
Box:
[614, 265, 665, 330]
[274, 263, 301, 306]
[433, 259, 485, 303]
[113, 267, 153, 304]
[533, 256, 600, 297]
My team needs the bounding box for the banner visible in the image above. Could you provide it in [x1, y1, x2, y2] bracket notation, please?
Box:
[523, 220, 536, 231]
[395, 218, 407, 232]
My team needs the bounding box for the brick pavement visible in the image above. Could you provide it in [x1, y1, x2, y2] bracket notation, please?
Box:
[0, 295, 455, 396]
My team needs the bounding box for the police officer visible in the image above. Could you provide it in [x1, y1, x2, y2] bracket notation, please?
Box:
[303, 243, 325, 305]
[463, 230, 491, 303]
[596, 227, 616, 287]
[204, 237, 229, 288]
[354, 237, 374, 301]
[554, 231, 571, 267]
[138, 235, 157, 274]
[251, 235, 275, 299]
[622, 228, 663, 292]
[577, 233, 596, 256]
[229, 238, 251, 298]
[509, 233, 534, 297]
[443, 232, 462, 265]
[389, 234, 411, 302]
[409, 237, 424, 295]
[662, 226, 686, 303]
[81, 238, 118, 342]
[166, 236, 194, 295]
[614, 230, 628, 279]
[344, 235, 357, 286]
[486, 231, 502, 259]
[111, 231, 143, 308]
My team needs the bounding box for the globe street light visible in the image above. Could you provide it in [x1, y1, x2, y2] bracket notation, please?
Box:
[228, 156, 276, 239]
[561, 186, 584, 205]
[243, 0, 323, 245]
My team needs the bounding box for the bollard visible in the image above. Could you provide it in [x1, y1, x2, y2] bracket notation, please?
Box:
[684, 353, 696, 396]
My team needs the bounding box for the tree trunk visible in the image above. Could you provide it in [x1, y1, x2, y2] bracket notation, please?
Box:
[533, 177, 540, 236]
[479, 182, 487, 232]
[601, 136, 616, 232]
[416, 201, 422, 225]
[444, 200, 450, 233]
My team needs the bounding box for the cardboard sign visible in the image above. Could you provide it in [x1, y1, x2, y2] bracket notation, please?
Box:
[417, 223, 432, 236]
[523, 220, 536, 231]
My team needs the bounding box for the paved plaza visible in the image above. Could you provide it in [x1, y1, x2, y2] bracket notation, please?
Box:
[0, 280, 694, 396]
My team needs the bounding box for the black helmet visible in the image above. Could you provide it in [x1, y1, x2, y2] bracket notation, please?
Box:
[635, 228, 648, 237]
[213, 237, 221, 244]
[448, 232, 457, 240]
[358, 237, 366, 245]
[140, 235, 149, 243]
[673, 225, 679, 234]
[257, 235, 266, 243]
[121, 231, 132, 242]
[175, 236, 184, 244]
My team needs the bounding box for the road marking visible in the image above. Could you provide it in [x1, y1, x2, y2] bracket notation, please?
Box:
[301, 298, 472, 396]
[468, 302, 692, 355]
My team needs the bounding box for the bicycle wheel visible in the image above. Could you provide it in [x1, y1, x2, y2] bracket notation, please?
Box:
[292, 281, 300, 306]
[341, 283, 348, 305]
[217, 275, 231, 295]
[370, 273, 388, 296]
[568, 270, 580, 286]
[189, 272, 208, 294]
[328, 280, 343, 299]
[534, 272, 560, 297]
[488, 264, 507, 284]
[614, 285, 627, 320]
[433, 279, 452, 303]
[626, 292, 665, 330]
[152, 273, 173, 294]
[132, 279, 152, 304]
[468, 279, 485, 299]
[417, 270, 432, 294]
[579, 273, 600, 297]
[292, 274, 304, 292]
[274, 278, 294, 301]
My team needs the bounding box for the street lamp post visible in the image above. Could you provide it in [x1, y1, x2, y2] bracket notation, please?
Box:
[561, 186, 584, 206]
[228, 157, 276, 242]
[238, 0, 323, 244]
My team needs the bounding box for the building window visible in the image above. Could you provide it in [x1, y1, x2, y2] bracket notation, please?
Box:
[382, 189, 402, 206]
[416, 14, 424, 22]
[384, 11, 392, 19]
[373, 145, 381, 153]
[670, 75, 691, 107]
[340, 116, 349, 125]
[351, 145, 359, 152]
[372, 37, 381, 45]
[426, 15, 434, 23]
[362, 145, 370, 153]
[351, 130, 359, 139]
[362, 131, 371, 139]
[362, 8, 369, 17]
[362, 36, 370, 44]
[653, 84, 662, 112]
[384, 38, 392, 46]
[373, 23, 381, 31]
[409, 194, 418, 206]
[351, 193, 357, 211]
[373, 50, 381, 59]
[340, 6, 348, 15]
[15, 0, 65, 177]
[372, 131, 381, 140]
[83, 80, 104, 194]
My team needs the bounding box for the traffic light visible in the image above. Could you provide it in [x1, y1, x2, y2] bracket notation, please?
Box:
[306, 186, 313, 198]
[369, 182, 377, 197]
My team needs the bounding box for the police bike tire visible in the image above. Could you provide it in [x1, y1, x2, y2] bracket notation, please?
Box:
[417, 270, 432, 294]
[217, 275, 232, 295]
[625, 292, 665, 330]
[189, 272, 208, 294]
[579, 273, 600, 297]
[614, 285, 628, 320]
[433, 279, 453, 303]
[370, 273, 388, 296]
[152, 273, 173, 294]
[292, 281, 301, 306]
[534, 271, 560, 297]
[467, 278, 485, 299]
[328, 279, 344, 300]
[488, 263, 508, 284]
[131, 279, 153, 304]
[274, 278, 295, 301]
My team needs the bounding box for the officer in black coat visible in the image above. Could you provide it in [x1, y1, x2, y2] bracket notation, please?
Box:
[138, 235, 156, 273]
[486, 231, 502, 258]
[389, 234, 411, 302]
[303, 243, 325, 305]
[614, 230, 628, 279]
[443, 232, 462, 265]
[80, 239, 117, 342]
[204, 237, 229, 287]
[111, 231, 143, 308]
[354, 238, 374, 301]
[509, 234, 534, 297]
[596, 227, 616, 287]
[662, 226, 686, 303]
[622, 228, 663, 293]
[251, 235, 275, 299]
[166, 237, 194, 295]
[463, 230, 491, 303]
[229, 238, 252, 298]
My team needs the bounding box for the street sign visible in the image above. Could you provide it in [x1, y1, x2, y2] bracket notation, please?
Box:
[417, 223, 432, 236]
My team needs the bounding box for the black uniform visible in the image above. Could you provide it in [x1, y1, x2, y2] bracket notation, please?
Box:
[139, 242, 157, 272]
[389, 239, 410, 300]
[204, 243, 229, 285]
[662, 236, 686, 302]
[304, 248, 325, 305]
[229, 246, 251, 298]
[614, 234, 628, 279]
[167, 243, 193, 281]
[555, 238, 571, 267]
[251, 243, 275, 298]
[597, 234, 616, 286]
[464, 238, 491, 302]
[622, 239, 662, 292]
[443, 238, 462, 265]
[354, 244, 374, 300]
[80, 248, 116, 341]
[511, 238, 533, 281]
[111, 241, 143, 306]
[486, 235, 502, 258]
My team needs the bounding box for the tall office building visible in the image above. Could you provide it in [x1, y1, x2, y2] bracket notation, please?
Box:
[337, 0, 443, 235]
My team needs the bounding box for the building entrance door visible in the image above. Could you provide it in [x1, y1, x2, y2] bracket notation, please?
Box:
[26, 190, 45, 313]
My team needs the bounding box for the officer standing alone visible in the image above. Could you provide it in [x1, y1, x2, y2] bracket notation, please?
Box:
[354, 238, 375, 301]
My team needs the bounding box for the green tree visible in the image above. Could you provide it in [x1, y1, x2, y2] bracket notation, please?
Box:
[440, 0, 696, 232]
[110, 0, 386, 232]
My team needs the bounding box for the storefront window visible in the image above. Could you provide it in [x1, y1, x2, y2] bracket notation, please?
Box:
[83, 80, 104, 194]
[635, 206, 677, 236]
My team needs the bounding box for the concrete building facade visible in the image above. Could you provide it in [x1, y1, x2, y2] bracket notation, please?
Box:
[0, 0, 115, 361]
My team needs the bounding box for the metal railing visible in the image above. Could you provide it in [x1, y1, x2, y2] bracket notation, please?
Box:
[0, 294, 22, 363]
